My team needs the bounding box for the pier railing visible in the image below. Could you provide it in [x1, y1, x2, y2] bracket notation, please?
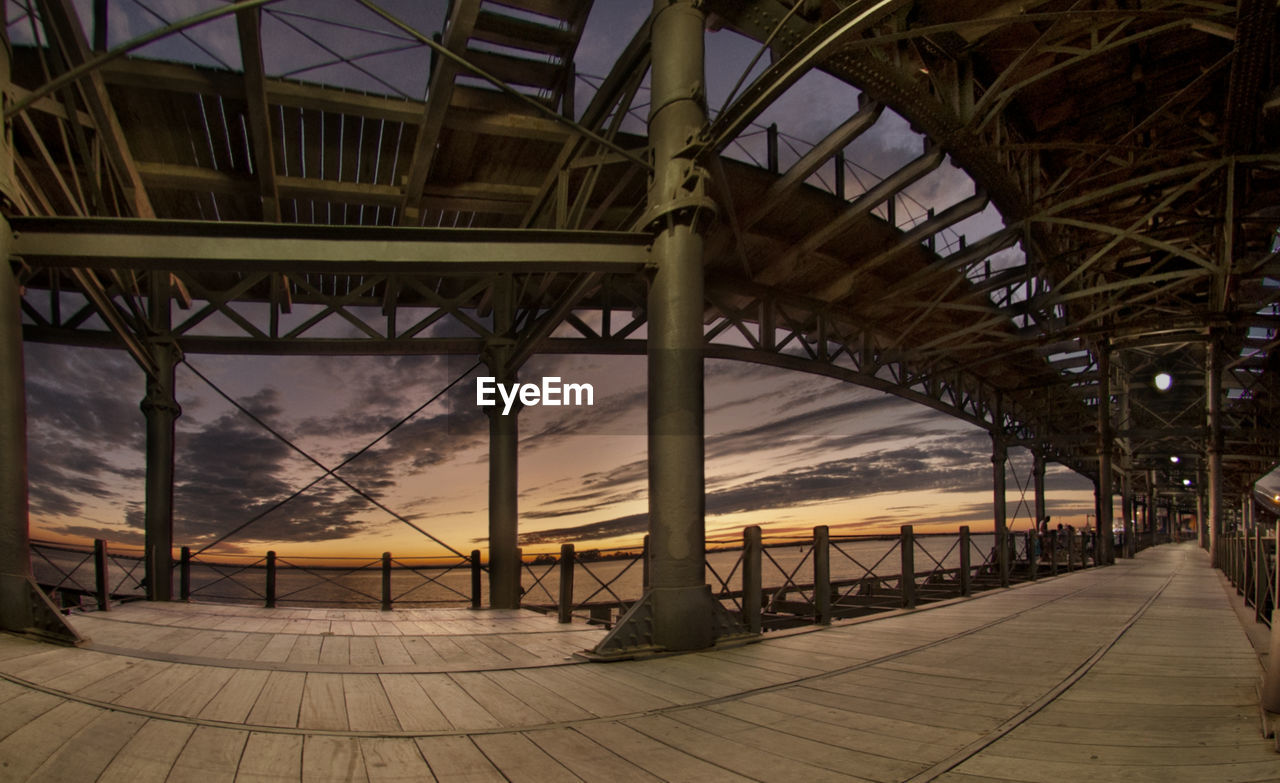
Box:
[1222, 529, 1277, 628]
[30, 539, 145, 609]
[33, 524, 1111, 625]
[518, 523, 1106, 631]
[31, 539, 486, 610]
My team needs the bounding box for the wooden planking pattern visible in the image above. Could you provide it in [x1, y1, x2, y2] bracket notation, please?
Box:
[0, 544, 1273, 781]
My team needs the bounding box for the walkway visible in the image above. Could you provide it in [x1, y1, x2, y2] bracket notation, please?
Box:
[0, 543, 1274, 781]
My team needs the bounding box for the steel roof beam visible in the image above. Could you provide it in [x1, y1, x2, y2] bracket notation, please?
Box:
[396, 0, 481, 227]
[235, 7, 281, 222]
[37, 0, 154, 219]
[11, 217, 650, 273]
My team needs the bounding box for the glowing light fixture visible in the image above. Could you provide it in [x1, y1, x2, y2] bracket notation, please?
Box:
[1154, 372, 1173, 391]
[1183, 479, 1192, 486]
[1170, 455, 1180, 464]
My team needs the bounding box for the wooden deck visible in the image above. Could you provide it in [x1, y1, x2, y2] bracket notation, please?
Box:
[0, 543, 1274, 781]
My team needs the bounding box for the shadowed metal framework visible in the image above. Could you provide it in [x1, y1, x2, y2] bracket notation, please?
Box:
[2, 0, 1279, 654]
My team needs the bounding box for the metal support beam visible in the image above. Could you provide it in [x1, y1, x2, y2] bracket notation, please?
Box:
[591, 0, 744, 658]
[992, 432, 1009, 588]
[1121, 472, 1134, 558]
[38, 0, 154, 218]
[398, 0, 481, 226]
[1207, 336, 1224, 567]
[0, 19, 80, 640]
[1096, 342, 1115, 564]
[1033, 450, 1047, 532]
[235, 6, 281, 221]
[11, 218, 651, 274]
[142, 272, 180, 601]
[2, 244, 82, 642]
[1197, 469, 1208, 550]
[485, 275, 519, 609]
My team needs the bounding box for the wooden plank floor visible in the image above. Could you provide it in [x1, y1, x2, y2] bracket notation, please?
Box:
[66, 604, 605, 673]
[0, 543, 1274, 781]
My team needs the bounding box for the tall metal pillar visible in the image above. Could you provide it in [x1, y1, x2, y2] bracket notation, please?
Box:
[591, 0, 741, 656]
[992, 433, 1009, 587]
[1197, 468, 1207, 550]
[1096, 342, 1115, 563]
[1121, 472, 1134, 558]
[1207, 337, 1224, 567]
[1147, 468, 1158, 541]
[1033, 450, 1047, 528]
[142, 274, 180, 601]
[0, 19, 79, 641]
[1118, 360, 1133, 558]
[484, 275, 520, 609]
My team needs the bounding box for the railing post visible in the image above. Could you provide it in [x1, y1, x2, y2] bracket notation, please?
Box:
[558, 543, 575, 624]
[959, 526, 971, 597]
[901, 525, 916, 609]
[1067, 529, 1076, 571]
[1239, 530, 1248, 596]
[381, 552, 392, 612]
[470, 549, 482, 609]
[179, 546, 190, 601]
[1049, 530, 1059, 576]
[265, 550, 276, 609]
[743, 526, 762, 634]
[813, 525, 830, 625]
[94, 539, 109, 611]
[1027, 530, 1038, 581]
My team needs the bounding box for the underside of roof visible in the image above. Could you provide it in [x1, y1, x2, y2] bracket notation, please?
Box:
[7, 0, 1280, 499]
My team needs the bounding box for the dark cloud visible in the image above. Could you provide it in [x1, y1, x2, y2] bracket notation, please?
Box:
[706, 394, 923, 459]
[705, 444, 990, 516]
[171, 409, 403, 546]
[517, 436, 996, 546]
[44, 523, 145, 547]
[515, 512, 648, 546]
[522, 457, 649, 519]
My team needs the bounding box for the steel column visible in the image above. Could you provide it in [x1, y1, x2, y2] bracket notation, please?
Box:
[1096, 343, 1114, 564]
[591, 0, 742, 656]
[1033, 449, 1047, 530]
[485, 275, 520, 609]
[142, 273, 180, 601]
[643, 0, 711, 648]
[992, 433, 1009, 587]
[0, 20, 78, 640]
[1197, 471, 1207, 550]
[1121, 472, 1134, 558]
[1207, 337, 1224, 568]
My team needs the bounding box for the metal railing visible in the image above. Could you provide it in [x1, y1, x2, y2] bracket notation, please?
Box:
[518, 524, 1110, 632]
[34, 524, 1127, 625]
[31, 539, 145, 610]
[31, 539, 487, 611]
[1223, 528, 1277, 628]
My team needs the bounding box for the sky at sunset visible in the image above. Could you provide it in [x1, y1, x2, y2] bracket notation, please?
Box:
[15, 0, 1229, 560]
[24, 341, 1105, 559]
